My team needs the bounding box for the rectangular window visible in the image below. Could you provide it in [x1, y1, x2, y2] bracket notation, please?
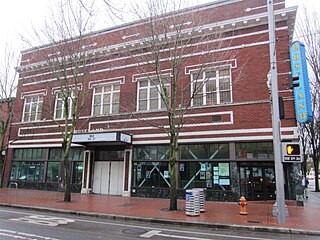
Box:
[10, 161, 44, 181]
[191, 67, 231, 106]
[92, 84, 120, 116]
[22, 95, 43, 122]
[236, 142, 273, 159]
[54, 91, 75, 120]
[137, 76, 170, 111]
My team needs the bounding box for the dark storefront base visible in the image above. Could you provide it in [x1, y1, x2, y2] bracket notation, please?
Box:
[8, 181, 81, 193]
[131, 187, 239, 202]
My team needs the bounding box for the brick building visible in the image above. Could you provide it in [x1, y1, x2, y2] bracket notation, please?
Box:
[3, 0, 300, 201]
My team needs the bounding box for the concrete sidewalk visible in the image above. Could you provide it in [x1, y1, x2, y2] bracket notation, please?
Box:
[0, 187, 319, 236]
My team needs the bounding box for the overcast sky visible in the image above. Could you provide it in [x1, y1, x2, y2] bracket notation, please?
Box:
[0, 0, 319, 54]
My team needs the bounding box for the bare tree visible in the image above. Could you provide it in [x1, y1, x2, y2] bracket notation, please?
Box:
[296, 7, 320, 191]
[21, 0, 99, 202]
[0, 44, 18, 186]
[129, 0, 238, 210]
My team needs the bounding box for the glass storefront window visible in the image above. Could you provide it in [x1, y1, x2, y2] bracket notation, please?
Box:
[236, 142, 273, 159]
[47, 162, 60, 182]
[133, 145, 169, 160]
[180, 143, 229, 160]
[72, 162, 83, 185]
[49, 148, 84, 161]
[132, 162, 170, 188]
[13, 148, 46, 160]
[10, 161, 44, 181]
[179, 161, 231, 191]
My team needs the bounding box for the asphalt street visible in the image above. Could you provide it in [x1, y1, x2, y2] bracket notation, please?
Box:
[0, 207, 319, 240]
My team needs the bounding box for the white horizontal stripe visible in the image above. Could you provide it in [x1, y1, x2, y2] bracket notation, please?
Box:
[9, 143, 82, 149]
[133, 127, 297, 138]
[133, 134, 297, 144]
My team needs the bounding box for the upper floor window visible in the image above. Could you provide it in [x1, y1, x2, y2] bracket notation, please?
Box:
[92, 84, 120, 116]
[137, 76, 170, 111]
[54, 91, 74, 120]
[22, 95, 43, 122]
[192, 67, 232, 106]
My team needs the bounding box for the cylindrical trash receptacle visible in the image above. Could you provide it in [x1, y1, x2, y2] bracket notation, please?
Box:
[192, 188, 206, 212]
[185, 189, 200, 216]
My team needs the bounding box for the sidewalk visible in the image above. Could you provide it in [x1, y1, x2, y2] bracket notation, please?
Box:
[0, 187, 319, 236]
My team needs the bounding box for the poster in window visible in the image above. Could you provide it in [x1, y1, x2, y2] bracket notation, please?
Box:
[206, 180, 212, 188]
[219, 179, 230, 185]
[200, 171, 205, 180]
[163, 171, 169, 178]
[206, 171, 211, 180]
[200, 163, 206, 171]
[218, 163, 229, 177]
[179, 163, 185, 172]
[146, 171, 150, 178]
[206, 163, 211, 171]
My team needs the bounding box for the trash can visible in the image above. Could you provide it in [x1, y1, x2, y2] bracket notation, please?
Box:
[192, 188, 206, 212]
[185, 189, 200, 216]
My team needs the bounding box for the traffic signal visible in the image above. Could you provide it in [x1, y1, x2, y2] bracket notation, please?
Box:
[288, 75, 299, 89]
[286, 144, 300, 155]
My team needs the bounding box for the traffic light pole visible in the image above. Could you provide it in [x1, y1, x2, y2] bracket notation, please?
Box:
[267, 0, 286, 224]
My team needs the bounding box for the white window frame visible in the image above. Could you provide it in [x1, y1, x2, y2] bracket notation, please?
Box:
[191, 67, 232, 106]
[91, 82, 120, 116]
[54, 90, 75, 120]
[22, 95, 43, 122]
[137, 76, 170, 111]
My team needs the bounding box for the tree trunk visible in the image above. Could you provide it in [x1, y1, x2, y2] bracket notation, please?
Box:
[169, 131, 178, 211]
[63, 157, 71, 202]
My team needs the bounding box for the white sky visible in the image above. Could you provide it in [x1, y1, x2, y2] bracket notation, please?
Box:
[0, 0, 319, 54]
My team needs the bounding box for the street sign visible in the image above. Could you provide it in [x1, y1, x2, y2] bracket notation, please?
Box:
[282, 142, 301, 162]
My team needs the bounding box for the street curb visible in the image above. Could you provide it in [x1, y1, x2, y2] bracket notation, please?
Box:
[1, 203, 320, 236]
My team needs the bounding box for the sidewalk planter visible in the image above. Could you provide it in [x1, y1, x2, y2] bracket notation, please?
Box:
[185, 189, 200, 216]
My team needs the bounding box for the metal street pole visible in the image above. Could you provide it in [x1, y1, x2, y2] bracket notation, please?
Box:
[267, 0, 286, 224]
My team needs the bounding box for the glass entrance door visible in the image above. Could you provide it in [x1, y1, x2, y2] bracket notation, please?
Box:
[240, 165, 276, 200]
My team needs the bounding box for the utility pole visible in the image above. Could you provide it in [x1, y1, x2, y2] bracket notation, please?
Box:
[267, 0, 286, 224]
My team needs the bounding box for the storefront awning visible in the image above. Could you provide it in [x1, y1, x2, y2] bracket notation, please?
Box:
[72, 132, 132, 146]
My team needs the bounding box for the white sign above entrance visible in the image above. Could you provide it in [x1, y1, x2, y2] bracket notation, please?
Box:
[72, 132, 132, 144]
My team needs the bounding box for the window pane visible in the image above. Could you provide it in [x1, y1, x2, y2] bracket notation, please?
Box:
[206, 93, 217, 105]
[47, 162, 60, 182]
[103, 104, 110, 114]
[150, 99, 158, 110]
[219, 78, 230, 90]
[206, 80, 216, 92]
[113, 84, 120, 91]
[94, 95, 102, 105]
[93, 105, 101, 115]
[219, 68, 229, 76]
[139, 89, 147, 99]
[205, 70, 216, 78]
[193, 94, 203, 106]
[150, 87, 158, 98]
[192, 72, 202, 80]
[113, 92, 119, 102]
[103, 94, 111, 103]
[139, 80, 148, 87]
[112, 103, 119, 113]
[104, 85, 111, 92]
[220, 91, 231, 103]
[95, 86, 102, 93]
[139, 100, 147, 110]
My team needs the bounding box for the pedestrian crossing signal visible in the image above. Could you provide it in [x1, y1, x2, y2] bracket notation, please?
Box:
[286, 144, 300, 155]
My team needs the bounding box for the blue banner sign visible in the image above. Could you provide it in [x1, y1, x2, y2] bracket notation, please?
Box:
[289, 41, 313, 123]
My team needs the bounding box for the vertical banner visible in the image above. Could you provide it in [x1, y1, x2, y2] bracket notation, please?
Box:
[289, 41, 313, 123]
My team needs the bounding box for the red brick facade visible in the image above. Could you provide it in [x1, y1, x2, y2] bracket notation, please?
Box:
[5, 0, 299, 201]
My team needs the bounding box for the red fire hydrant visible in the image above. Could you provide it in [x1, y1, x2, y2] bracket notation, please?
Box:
[238, 196, 248, 215]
